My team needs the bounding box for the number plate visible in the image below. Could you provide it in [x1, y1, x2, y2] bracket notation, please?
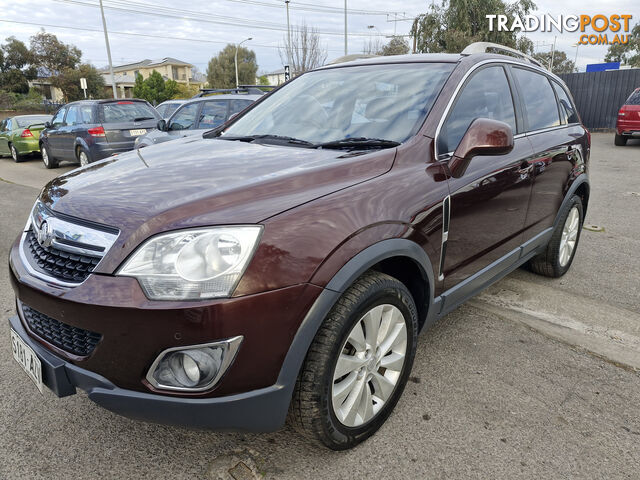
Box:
[10, 329, 43, 394]
[129, 129, 147, 136]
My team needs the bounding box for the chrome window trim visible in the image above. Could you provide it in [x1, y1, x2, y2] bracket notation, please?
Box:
[438, 195, 451, 281]
[433, 59, 569, 160]
[145, 336, 244, 393]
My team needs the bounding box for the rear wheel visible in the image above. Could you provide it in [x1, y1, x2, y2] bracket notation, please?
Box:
[529, 194, 583, 278]
[290, 271, 418, 450]
[41, 144, 58, 169]
[614, 133, 627, 146]
[10, 144, 23, 163]
[77, 147, 90, 167]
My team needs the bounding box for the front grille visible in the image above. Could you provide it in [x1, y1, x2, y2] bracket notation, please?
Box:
[21, 304, 102, 357]
[25, 229, 100, 283]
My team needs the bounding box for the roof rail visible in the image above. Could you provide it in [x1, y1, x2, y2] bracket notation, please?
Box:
[461, 42, 544, 69]
[193, 86, 275, 98]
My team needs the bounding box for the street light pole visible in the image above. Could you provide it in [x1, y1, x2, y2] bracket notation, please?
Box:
[285, 0, 292, 69]
[99, 0, 117, 99]
[235, 37, 252, 88]
[572, 43, 580, 72]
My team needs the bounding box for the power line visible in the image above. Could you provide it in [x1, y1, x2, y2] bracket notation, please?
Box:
[225, 0, 399, 16]
[52, 0, 392, 37]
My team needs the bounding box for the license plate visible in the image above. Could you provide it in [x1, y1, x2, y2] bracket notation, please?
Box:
[10, 329, 43, 394]
[129, 129, 147, 136]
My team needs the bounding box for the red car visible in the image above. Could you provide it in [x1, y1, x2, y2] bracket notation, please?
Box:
[615, 87, 640, 146]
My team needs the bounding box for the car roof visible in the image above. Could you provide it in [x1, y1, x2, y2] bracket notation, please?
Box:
[181, 94, 262, 103]
[64, 99, 151, 106]
[12, 114, 52, 120]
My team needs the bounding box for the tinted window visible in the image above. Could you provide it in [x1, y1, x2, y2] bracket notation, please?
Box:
[625, 89, 640, 105]
[438, 66, 516, 154]
[513, 68, 560, 131]
[230, 99, 253, 115]
[169, 103, 199, 130]
[199, 101, 228, 129]
[225, 63, 455, 144]
[100, 102, 158, 123]
[552, 82, 579, 124]
[52, 108, 66, 127]
[78, 105, 94, 124]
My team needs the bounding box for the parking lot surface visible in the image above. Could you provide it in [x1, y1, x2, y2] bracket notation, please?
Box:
[0, 134, 639, 479]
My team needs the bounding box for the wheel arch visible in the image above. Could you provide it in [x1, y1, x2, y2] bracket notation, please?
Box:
[555, 173, 589, 229]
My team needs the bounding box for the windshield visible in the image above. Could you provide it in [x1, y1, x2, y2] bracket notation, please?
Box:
[16, 116, 51, 127]
[100, 101, 159, 123]
[222, 62, 454, 145]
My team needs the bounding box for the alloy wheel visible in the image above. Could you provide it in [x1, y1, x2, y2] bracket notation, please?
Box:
[559, 206, 579, 267]
[331, 303, 407, 427]
[42, 148, 49, 166]
[11, 145, 17, 161]
[79, 151, 89, 167]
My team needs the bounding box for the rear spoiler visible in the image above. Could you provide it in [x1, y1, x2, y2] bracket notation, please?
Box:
[26, 122, 47, 129]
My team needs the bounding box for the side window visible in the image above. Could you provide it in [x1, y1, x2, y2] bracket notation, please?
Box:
[552, 82, 578, 124]
[199, 101, 228, 128]
[229, 99, 252, 116]
[438, 66, 516, 154]
[168, 103, 199, 130]
[51, 108, 66, 127]
[512, 68, 560, 131]
[65, 106, 78, 125]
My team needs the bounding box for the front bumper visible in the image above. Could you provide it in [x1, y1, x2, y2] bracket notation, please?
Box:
[9, 314, 291, 432]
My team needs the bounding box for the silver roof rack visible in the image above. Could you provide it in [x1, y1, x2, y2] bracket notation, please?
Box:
[461, 42, 544, 69]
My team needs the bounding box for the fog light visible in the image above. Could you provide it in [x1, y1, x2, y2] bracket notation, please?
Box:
[146, 336, 243, 392]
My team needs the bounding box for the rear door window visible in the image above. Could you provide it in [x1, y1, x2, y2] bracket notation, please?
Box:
[552, 82, 579, 124]
[513, 68, 560, 131]
[169, 103, 200, 130]
[100, 102, 158, 123]
[199, 101, 228, 128]
[65, 106, 79, 125]
[438, 65, 516, 154]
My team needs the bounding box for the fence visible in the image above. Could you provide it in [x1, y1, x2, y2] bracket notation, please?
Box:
[558, 69, 640, 130]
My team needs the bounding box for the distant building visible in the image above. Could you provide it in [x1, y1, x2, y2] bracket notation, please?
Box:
[99, 58, 207, 98]
[264, 68, 286, 86]
[28, 78, 64, 103]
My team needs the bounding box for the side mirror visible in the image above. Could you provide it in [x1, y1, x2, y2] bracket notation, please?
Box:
[157, 119, 167, 132]
[44, 121, 52, 129]
[448, 118, 514, 178]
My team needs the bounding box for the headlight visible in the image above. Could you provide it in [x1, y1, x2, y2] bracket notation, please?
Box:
[117, 226, 262, 300]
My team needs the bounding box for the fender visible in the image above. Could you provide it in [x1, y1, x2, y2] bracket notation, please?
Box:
[74, 137, 91, 157]
[275, 238, 435, 394]
[553, 173, 589, 229]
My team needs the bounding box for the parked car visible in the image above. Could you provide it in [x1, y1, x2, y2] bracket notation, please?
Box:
[135, 94, 260, 148]
[39, 99, 160, 168]
[9, 43, 590, 450]
[615, 87, 640, 145]
[0, 115, 52, 162]
[155, 99, 187, 119]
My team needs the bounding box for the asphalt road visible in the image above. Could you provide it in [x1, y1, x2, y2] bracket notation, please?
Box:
[0, 134, 639, 479]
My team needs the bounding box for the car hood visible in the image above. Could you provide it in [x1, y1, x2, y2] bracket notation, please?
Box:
[40, 136, 395, 268]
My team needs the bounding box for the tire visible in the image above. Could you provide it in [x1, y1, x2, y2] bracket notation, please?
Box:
[10, 144, 23, 163]
[41, 144, 58, 169]
[529, 194, 583, 278]
[77, 147, 91, 167]
[614, 134, 627, 146]
[290, 271, 418, 450]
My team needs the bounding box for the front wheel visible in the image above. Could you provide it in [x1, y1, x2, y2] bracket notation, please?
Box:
[41, 144, 58, 169]
[529, 194, 584, 278]
[290, 271, 418, 450]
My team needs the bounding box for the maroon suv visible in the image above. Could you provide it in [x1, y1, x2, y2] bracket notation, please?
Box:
[9, 45, 590, 450]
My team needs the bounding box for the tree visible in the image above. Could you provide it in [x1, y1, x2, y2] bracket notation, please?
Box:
[132, 71, 179, 104]
[172, 82, 199, 99]
[379, 36, 410, 56]
[605, 23, 640, 67]
[532, 50, 575, 74]
[411, 0, 536, 54]
[0, 37, 37, 94]
[30, 30, 81, 76]
[207, 44, 258, 88]
[51, 63, 104, 101]
[279, 23, 327, 75]
[362, 37, 383, 55]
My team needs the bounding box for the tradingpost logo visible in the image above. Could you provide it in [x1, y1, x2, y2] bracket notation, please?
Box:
[486, 14, 634, 45]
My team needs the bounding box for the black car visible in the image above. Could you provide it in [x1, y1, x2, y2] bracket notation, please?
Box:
[39, 99, 160, 168]
[135, 94, 260, 149]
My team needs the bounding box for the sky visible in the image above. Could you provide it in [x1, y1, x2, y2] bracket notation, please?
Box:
[0, 0, 636, 75]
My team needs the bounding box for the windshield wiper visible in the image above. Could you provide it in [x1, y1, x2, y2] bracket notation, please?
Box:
[134, 116, 155, 121]
[218, 134, 314, 147]
[314, 137, 400, 150]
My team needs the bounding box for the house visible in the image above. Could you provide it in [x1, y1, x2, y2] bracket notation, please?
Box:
[28, 78, 64, 103]
[263, 68, 287, 86]
[99, 58, 207, 98]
